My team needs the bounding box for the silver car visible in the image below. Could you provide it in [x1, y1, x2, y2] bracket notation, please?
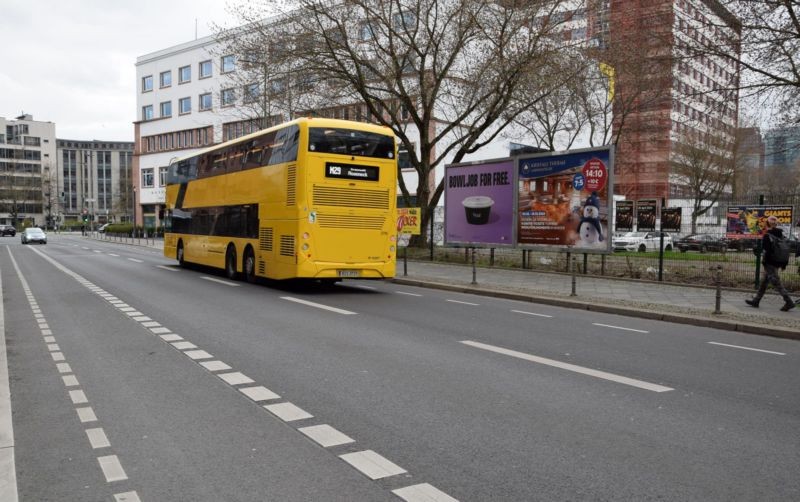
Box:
[21, 227, 47, 245]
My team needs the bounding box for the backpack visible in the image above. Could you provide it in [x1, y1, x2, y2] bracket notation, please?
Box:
[768, 233, 791, 267]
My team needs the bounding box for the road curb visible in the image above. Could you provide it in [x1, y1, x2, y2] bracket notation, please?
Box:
[392, 278, 800, 341]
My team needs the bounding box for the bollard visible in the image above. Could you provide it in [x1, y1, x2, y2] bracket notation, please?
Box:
[712, 265, 723, 315]
[471, 247, 477, 285]
[570, 257, 577, 296]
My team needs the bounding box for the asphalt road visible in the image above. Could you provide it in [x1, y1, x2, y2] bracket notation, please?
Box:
[2, 234, 799, 501]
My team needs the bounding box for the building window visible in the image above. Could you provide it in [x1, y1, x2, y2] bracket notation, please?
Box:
[142, 105, 153, 121]
[142, 168, 154, 188]
[160, 101, 172, 118]
[199, 92, 212, 111]
[179, 97, 191, 114]
[199, 60, 212, 78]
[221, 88, 236, 107]
[159, 166, 168, 186]
[244, 82, 260, 103]
[142, 75, 153, 92]
[221, 55, 235, 73]
[179, 65, 191, 83]
[160, 70, 172, 88]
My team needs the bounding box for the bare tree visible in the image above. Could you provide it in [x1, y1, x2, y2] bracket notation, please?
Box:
[222, 0, 576, 244]
[671, 130, 736, 233]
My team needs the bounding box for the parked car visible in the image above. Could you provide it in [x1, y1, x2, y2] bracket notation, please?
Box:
[612, 231, 673, 252]
[675, 233, 728, 253]
[20, 227, 47, 245]
[0, 225, 16, 237]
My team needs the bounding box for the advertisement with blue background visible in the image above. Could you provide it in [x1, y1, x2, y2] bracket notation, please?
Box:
[444, 159, 515, 246]
[517, 147, 613, 252]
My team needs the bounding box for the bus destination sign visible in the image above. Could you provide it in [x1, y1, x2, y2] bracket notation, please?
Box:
[325, 162, 379, 181]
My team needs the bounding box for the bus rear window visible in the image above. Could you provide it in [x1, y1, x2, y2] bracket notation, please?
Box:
[309, 128, 395, 159]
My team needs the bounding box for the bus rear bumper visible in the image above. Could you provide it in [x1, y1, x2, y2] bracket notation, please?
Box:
[308, 262, 396, 279]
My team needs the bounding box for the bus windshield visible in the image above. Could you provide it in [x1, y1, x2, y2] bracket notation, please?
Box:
[308, 127, 395, 159]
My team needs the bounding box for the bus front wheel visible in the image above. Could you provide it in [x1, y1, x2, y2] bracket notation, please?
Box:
[243, 247, 256, 284]
[225, 245, 237, 280]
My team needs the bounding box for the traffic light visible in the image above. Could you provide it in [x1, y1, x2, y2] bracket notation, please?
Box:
[82, 214, 89, 223]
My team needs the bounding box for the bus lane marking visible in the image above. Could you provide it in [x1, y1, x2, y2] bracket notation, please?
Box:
[707, 341, 785, 355]
[281, 296, 357, 315]
[461, 340, 673, 393]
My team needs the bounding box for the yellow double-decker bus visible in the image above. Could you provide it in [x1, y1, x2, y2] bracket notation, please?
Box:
[163, 117, 398, 282]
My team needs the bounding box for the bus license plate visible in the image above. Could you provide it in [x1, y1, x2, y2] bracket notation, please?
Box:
[337, 270, 360, 278]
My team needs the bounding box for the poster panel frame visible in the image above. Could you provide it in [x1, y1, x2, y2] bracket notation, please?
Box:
[443, 157, 516, 248]
[636, 199, 658, 232]
[514, 145, 614, 253]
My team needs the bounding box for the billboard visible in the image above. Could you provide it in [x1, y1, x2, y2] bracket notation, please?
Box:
[636, 200, 657, 232]
[726, 205, 794, 239]
[516, 146, 613, 251]
[444, 159, 515, 246]
[661, 207, 682, 232]
[397, 208, 422, 235]
[615, 200, 634, 232]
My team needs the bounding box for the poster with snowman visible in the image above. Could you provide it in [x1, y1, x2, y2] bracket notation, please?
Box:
[516, 146, 613, 253]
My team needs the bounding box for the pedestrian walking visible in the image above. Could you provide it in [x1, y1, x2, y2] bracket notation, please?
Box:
[745, 215, 795, 311]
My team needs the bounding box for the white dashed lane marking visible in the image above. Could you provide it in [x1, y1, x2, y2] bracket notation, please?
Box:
[395, 291, 422, 297]
[393, 483, 459, 502]
[446, 299, 479, 306]
[239, 386, 280, 402]
[281, 296, 357, 315]
[512, 309, 553, 318]
[339, 450, 407, 480]
[200, 276, 239, 287]
[97, 455, 128, 482]
[707, 341, 785, 355]
[156, 265, 179, 272]
[461, 340, 673, 393]
[127, 258, 143, 263]
[593, 323, 649, 333]
[86, 428, 111, 449]
[299, 424, 355, 448]
[264, 402, 313, 422]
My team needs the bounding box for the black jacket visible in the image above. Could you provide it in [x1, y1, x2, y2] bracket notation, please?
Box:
[761, 227, 785, 267]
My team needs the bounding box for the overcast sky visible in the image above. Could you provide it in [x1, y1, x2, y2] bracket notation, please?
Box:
[0, 0, 241, 141]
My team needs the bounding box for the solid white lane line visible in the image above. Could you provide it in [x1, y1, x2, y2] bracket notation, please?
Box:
[156, 265, 179, 272]
[281, 297, 357, 315]
[76, 407, 98, 423]
[339, 450, 407, 480]
[200, 276, 240, 287]
[217, 372, 255, 386]
[461, 340, 673, 393]
[86, 428, 111, 449]
[199, 360, 231, 372]
[239, 386, 281, 402]
[298, 424, 355, 448]
[127, 258, 143, 263]
[446, 299, 479, 306]
[707, 341, 786, 355]
[512, 309, 553, 318]
[396, 291, 423, 297]
[97, 455, 128, 482]
[264, 402, 313, 422]
[593, 323, 649, 333]
[393, 483, 459, 502]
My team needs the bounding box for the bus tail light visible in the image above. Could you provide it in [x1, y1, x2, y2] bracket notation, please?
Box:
[390, 235, 396, 242]
[302, 243, 310, 251]
[389, 245, 396, 253]
[302, 232, 309, 239]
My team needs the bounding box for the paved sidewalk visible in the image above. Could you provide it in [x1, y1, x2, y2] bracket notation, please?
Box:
[394, 260, 800, 340]
[87, 235, 799, 339]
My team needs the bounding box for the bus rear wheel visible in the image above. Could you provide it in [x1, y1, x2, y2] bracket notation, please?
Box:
[243, 247, 256, 284]
[225, 246, 237, 280]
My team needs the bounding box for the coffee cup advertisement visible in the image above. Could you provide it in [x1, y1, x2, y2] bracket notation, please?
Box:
[444, 159, 515, 246]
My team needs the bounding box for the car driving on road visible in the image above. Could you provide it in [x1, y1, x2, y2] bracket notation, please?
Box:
[20, 227, 47, 245]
